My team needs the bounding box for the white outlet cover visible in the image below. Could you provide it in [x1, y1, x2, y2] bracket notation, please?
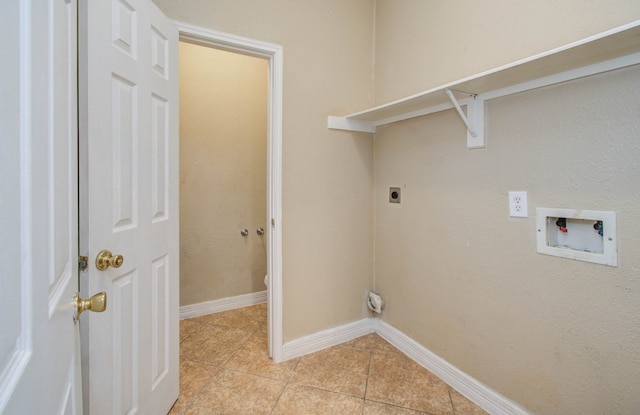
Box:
[509, 191, 528, 217]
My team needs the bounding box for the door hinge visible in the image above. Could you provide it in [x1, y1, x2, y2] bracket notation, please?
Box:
[78, 256, 89, 272]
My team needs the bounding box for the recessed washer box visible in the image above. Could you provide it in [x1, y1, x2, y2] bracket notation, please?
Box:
[536, 208, 617, 267]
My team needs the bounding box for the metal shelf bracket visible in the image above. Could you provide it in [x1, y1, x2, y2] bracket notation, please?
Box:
[444, 88, 485, 149]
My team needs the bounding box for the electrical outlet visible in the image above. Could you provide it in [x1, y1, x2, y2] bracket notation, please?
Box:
[389, 187, 401, 204]
[509, 191, 528, 217]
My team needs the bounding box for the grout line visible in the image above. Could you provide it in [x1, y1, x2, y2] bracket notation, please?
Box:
[285, 382, 368, 402]
[214, 365, 289, 384]
[171, 362, 221, 415]
[361, 350, 373, 415]
[268, 381, 288, 415]
[289, 355, 301, 373]
[220, 330, 254, 367]
[364, 398, 432, 414]
[448, 388, 457, 414]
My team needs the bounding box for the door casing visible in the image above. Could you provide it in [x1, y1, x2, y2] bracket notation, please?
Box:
[175, 22, 284, 362]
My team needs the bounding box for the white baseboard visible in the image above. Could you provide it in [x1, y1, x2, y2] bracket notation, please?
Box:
[281, 318, 374, 361]
[374, 319, 530, 415]
[180, 296, 527, 414]
[179, 290, 267, 320]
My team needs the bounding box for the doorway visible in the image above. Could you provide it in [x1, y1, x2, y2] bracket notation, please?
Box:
[176, 23, 284, 361]
[179, 42, 268, 307]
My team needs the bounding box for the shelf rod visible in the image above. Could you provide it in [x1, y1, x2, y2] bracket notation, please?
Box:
[444, 88, 477, 137]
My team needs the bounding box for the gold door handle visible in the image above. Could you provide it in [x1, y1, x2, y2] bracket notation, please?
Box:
[73, 291, 107, 321]
[95, 249, 124, 270]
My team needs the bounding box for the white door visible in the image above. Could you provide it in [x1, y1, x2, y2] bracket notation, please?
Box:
[79, 0, 179, 413]
[1, 0, 82, 414]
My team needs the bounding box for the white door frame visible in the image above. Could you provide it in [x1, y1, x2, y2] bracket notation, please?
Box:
[174, 22, 284, 363]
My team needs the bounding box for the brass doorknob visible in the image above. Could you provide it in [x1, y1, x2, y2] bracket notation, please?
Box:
[95, 249, 124, 270]
[73, 291, 107, 321]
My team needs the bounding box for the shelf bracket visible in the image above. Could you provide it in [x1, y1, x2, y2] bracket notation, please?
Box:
[444, 88, 485, 149]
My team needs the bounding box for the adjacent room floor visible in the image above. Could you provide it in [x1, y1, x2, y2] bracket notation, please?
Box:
[170, 303, 487, 414]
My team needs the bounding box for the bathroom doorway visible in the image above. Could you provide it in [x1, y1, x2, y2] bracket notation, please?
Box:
[176, 24, 284, 361]
[179, 41, 268, 305]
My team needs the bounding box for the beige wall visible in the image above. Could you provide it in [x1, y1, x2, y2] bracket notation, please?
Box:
[375, 66, 640, 413]
[159, 0, 640, 412]
[374, 2, 640, 413]
[374, 0, 640, 103]
[179, 42, 268, 305]
[155, 0, 376, 339]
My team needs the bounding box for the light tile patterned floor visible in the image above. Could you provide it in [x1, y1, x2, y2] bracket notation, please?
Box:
[169, 304, 487, 415]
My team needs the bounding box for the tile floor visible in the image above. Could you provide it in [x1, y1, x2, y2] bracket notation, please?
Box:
[169, 303, 488, 415]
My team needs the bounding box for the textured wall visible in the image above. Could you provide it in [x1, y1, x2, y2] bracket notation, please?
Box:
[374, 66, 640, 414]
[179, 42, 268, 305]
[160, 2, 640, 411]
[373, 2, 640, 412]
[154, 0, 376, 340]
[374, 0, 640, 103]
